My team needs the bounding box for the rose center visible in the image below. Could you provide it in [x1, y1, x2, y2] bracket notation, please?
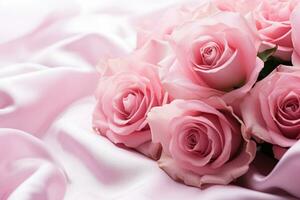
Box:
[123, 93, 136, 114]
[284, 101, 299, 112]
[200, 44, 218, 66]
[274, 92, 300, 139]
[185, 129, 210, 156]
[280, 95, 300, 115]
[186, 131, 198, 150]
[192, 40, 223, 70]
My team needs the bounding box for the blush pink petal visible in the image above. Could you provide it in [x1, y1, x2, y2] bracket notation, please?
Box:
[259, 28, 293, 60]
[222, 58, 264, 106]
[158, 141, 255, 188]
[291, 4, 300, 65]
[134, 0, 215, 48]
[170, 131, 215, 169]
[133, 38, 172, 65]
[209, 12, 261, 49]
[213, 0, 261, 15]
[147, 101, 187, 155]
[292, 52, 300, 65]
[134, 3, 193, 47]
[169, 117, 225, 168]
[259, 25, 290, 42]
[159, 56, 224, 100]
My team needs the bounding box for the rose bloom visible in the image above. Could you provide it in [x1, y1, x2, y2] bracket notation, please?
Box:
[135, 0, 217, 48]
[291, 4, 300, 65]
[241, 65, 300, 159]
[92, 58, 168, 160]
[251, 0, 300, 60]
[159, 12, 263, 106]
[213, 0, 261, 14]
[147, 99, 256, 187]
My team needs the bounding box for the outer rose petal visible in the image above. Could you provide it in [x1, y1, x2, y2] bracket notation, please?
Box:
[159, 54, 263, 109]
[134, 0, 217, 48]
[292, 52, 300, 65]
[96, 127, 161, 160]
[273, 145, 288, 160]
[223, 58, 263, 108]
[207, 12, 261, 49]
[147, 99, 256, 187]
[213, 0, 261, 15]
[132, 38, 172, 66]
[158, 140, 255, 188]
[159, 56, 224, 100]
[291, 4, 300, 65]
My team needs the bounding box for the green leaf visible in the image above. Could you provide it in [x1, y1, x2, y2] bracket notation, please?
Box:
[256, 46, 294, 82]
[257, 56, 292, 82]
[258, 46, 278, 62]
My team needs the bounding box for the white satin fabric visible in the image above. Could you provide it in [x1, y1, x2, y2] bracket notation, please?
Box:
[0, 1, 299, 199]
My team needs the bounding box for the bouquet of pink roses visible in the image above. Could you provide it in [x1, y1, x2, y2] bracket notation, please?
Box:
[92, 0, 300, 188]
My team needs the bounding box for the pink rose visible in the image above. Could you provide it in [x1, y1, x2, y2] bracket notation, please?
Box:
[213, 0, 261, 14]
[159, 12, 263, 106]
[241, 65, 300, 159]
[252, 0, 300, 60]
[135, 0, 217, 48]
[135, 4, 193, 48]
[291, 4, 300, 65]
[92, 58, 168, 160]
[147, 99, 256, 187]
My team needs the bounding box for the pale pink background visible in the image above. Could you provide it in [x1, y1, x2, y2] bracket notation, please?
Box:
[0, 0, 299, 199]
